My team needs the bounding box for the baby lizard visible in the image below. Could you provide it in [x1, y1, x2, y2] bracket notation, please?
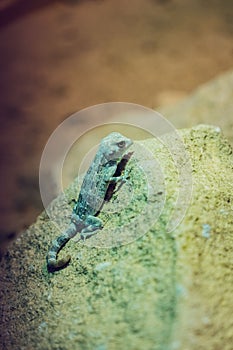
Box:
[47, 132, 133, 272]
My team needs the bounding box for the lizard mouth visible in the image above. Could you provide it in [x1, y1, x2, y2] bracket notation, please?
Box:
[110, 139, 133, 160]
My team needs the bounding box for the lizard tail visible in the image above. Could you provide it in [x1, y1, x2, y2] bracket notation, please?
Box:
[47, 223, 77, 272]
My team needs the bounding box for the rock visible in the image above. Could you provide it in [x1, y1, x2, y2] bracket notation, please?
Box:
[0, 124, 233, 350]
[159, 69, 233, 147]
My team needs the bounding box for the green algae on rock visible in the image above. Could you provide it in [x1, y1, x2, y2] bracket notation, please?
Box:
[0, 125, 233, 350]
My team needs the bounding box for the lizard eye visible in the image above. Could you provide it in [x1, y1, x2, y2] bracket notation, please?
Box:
[117, 140, 126, 148]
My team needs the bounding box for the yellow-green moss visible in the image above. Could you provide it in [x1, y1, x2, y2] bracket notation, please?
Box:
[0, 125, 233, 350]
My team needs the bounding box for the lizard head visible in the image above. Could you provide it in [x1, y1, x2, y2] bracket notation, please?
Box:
[100, 132, 133, 161]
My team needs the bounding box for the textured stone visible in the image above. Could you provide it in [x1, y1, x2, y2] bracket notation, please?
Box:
[0, 124, 233, 350]
[160, 69, 233, 147]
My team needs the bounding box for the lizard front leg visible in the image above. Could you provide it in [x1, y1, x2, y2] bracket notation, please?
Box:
[108, 168, 131, 194]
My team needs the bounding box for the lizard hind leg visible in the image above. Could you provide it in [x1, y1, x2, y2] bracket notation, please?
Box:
[47, 223, 77, 272]
[79, 215, 103, 241]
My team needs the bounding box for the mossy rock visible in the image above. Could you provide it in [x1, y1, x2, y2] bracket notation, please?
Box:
[0, 125, 233, 350]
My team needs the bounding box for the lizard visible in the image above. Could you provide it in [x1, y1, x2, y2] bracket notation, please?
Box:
[46, 132, 133, 272]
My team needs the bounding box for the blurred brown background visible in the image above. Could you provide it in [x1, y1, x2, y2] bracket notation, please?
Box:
[0, 0, 232, 242]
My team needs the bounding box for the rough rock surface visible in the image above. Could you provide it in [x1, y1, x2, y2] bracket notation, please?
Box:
[160, 69, 233, 147]
[0, 124, 233, 350]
